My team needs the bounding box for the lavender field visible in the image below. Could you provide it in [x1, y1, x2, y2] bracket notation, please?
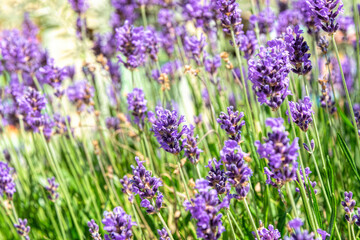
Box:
[0, 0, 360, 239]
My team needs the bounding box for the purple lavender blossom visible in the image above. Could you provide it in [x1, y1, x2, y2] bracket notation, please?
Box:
[22, 13, 39, 39]
[68, 0, 89, 13]
[220, 140, 252, 200]
[17, 87, 46, 116]
[53, 114, 73, 137]
[248, 39, 291, 110]
[144, 27, 160, 61]
[183, 179, 230, 240]
[293, 0, 320, 34]
[206, 158, 230, 195]
[67, 80, 94, 113]
[255, 118, 299, 189]
[157, 228, 170, 240]
[250, 7, 276, 34]
[45, 177, 59, 202]
[116, 21, 146, 69]
[120, 175, 134, 203]
[14, 218, 30, 240]
[106, 117, 121, 131]
[102, 206, 136, 240]
[184, 34, 207, 65]
[240, 30, 258, 60]
[204, 55, 221, 76]
[150, 106, 188, 154]
[182, 125, 202, 164]
[252, 220, 281, 240]
[88, 219, 102, 240]
[295, 167, 317, 194]
[152, 60, 181, 82]
[130, 157, 163, 214]
[341, 191, 357, 223]
[216, 0, 244, 47]
[127, 88, 147, 129]
[317, 229, 330, 240]
[286, 96, 313, 132]
[217, 106, 245, 143]
[317, 36, 329, 54]
[303, 139, 315, 152]
[0, 161, 16, 199]
[286, 218, 315, 240]
[39, 58, 68, 89]
[284, 26, 312, 75]
[307, 0, 344, 34]
[331, 56, 354, 95]
[276, 10, 302, 34]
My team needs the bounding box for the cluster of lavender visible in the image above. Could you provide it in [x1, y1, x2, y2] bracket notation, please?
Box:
[248, 39, 291, 110]
[45, 177, 59, 202]
[287, 96, 314, 132]
[149, 106, 188, 155]
[252, 220, 281, 240]
[127, 88, 147, 129]
[341, 192, 360, 225]
[182, 125, 203, 164]
[206, 158, 230, 195]
[220, 140, 253, 200]
[14, 218, 31, 240]
[183, 179, 230, 240]
[87, 219, 102, 240]
[101, 206, 136, 240]
[121, 157, 164, 214]
[286, 218, 329, 240]
[295, 167, 318, 195]
[0, 161, 16, 200]
[256, 118, 299, 189]
[217, 106, 245, 143]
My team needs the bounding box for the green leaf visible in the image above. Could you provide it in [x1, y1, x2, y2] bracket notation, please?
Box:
[337, 133, 360, 183]
[328, 194, 337, 240]
[338, 109, 355, 130]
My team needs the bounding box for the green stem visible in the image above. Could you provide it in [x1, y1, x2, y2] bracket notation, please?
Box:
[243, 199, 260, 240]
[55, 204, 67, 240]
[156, 212, 175, 240]
[226, 211, 237, 240]
[177, 156, 191, 201]
[132, 204, 145, 240]
[285, 182, 298, 218]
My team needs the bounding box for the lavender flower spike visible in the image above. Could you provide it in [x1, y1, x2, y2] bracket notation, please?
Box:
[206, 158, 230, 195]
[341, 191, 357, 223]
[14, 218, 30, 240]
[130, 157, 163, 214]
[88, 219, 102, 240]
[307, 0, 343, 34]
[127, 88, 147, 129]
[150, 106, 188, 155]
[286, 96, 313, 132]
[217, 106, 245, 143]
[255, 118, 299, 189]
[158, 228, 170, 240]
[0, 161, 16, 199]
[220, 140, 252, 200]
[248, 39, 291, 110]
[182, 125, 202, 164]
[102, 206, 136, 240]
[286, 218, 315, 239]
[45, 177, 59, 202]
[252, 220, 281, 240]
[184, 179, 230, 240]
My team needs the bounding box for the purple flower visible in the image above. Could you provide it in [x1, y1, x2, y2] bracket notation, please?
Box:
[341, 191, 357, 223]
[216, 0, 243, 45]
[284, 26, 312, 75]
[120, 175, 134, 203]
[14, 218, 30, 240]
[183, 179, 230, 240]
[286, 218, 315, 240]
[253, 220, 281, 240]
[276, 10, 302, 34]
[0, 161, 16, 199]
[93, 33, 117, 59]
[116, 21, 146, 69]
[204, 55, 221, 76]
[307, 0, 343, 34]
[102, 206, 136, 240]
[150, 107, 188, 155]
[248, 39, 291, 110]
[331, 56, 354, 95]
[152, 60, 181, 82]
[106, 117, 121, 131]
[182, 125, 202, 164]
[250, 7, 276, 34]
[67, 80, 94, 113]
[17, 87, 46, 116]
[217, 106, 245, 143]
[88, 219, 102, 240]
[39, 58, 67, 89]
[22, 13, 39, 39]
[286, 96, 313, 132]
[45, 177, 59, 202]
[144, 27, 160, 61]
[53, 114, 73, 138]
[68, 0, 89, 13]
[127, 88, 147, 129]
[157, 228, 170, 240]
[240, 30, 258, 60]
[317, 229, 330, 240]
[303, 139, 315, 152]
[255, 118, 299, 189]
[130, 157, 163, 214]
[295, 167, 317, 194]
[220, 140, 252, 200]
[184, 34, 207, 65]
[317, 36, 329, 54]
[206, 158, 230, 195]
